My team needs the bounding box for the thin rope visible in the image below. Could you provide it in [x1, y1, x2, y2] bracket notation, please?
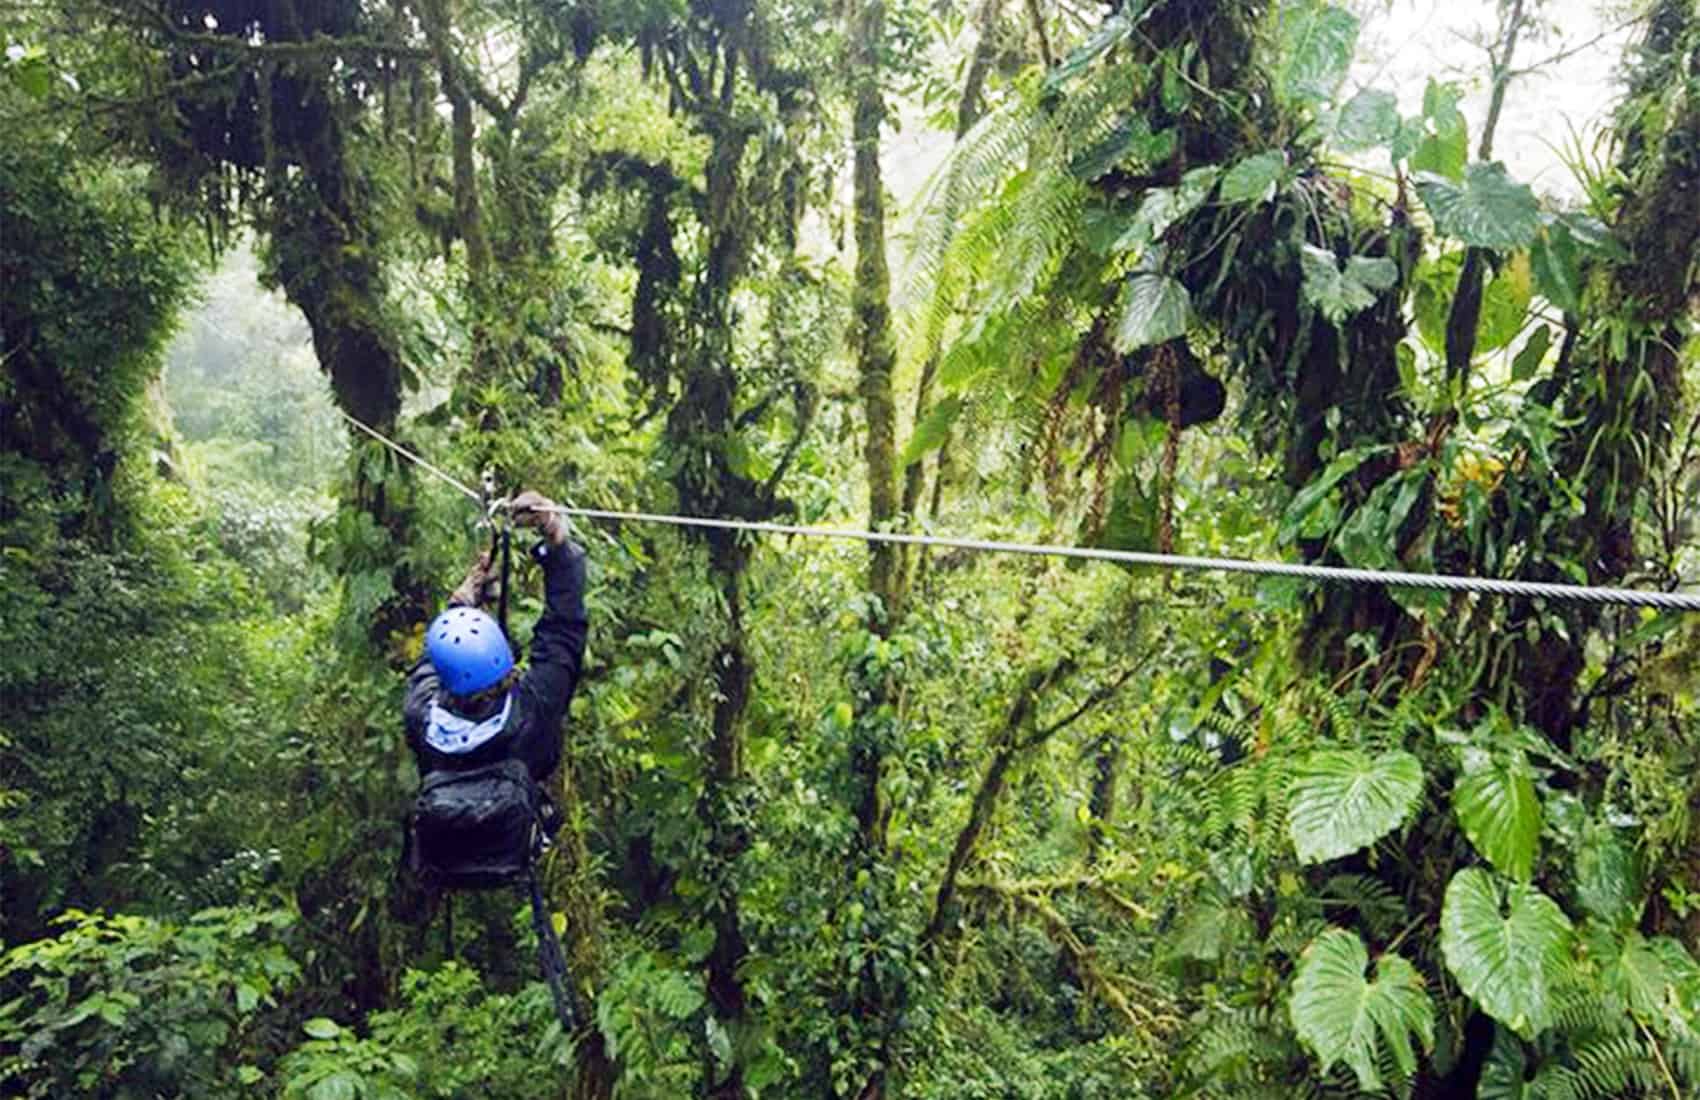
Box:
[336, 409, 1700, 612]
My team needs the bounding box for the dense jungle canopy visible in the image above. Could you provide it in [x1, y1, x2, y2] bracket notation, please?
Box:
[7, 0, 1700, 1096]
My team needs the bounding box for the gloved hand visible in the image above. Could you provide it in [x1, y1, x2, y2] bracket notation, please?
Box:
[448, 549, 499, 608]
[511, 489, 570, 546]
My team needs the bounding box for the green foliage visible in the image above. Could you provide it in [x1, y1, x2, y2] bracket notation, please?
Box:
[0, 907, 299, 1097]
[1298, 246, 1398, 324]
[1417, 163, 1544, 250]
[1218, 152, 1287, 205]
[1403, 79, 1469, 179]
[1288, 928, 1434, 1090]
[1286, 748, 1422, 864]
[1273, 1, 1359, 108]
[1114, 274, 1191, 351]
[1330, 88, 1399, 151]
[1453, 744, 1543, 881]
[278, 965, 560, 1100]
[1442, 869, 1575, 1039]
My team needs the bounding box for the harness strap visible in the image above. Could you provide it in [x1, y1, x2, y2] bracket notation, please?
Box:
[527, 865, 580, 1034]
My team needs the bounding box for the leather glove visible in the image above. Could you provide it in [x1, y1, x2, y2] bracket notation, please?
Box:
[511, 489, 569, 546]
[448, 549, 499, 608]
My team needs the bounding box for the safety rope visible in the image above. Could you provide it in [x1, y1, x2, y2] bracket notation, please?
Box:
[337, 409, 1700, 612]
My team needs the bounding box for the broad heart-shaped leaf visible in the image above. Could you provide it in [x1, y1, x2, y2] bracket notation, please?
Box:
[1299, 245, 1396, 324]
[1453, 746, 1541, 881]
[1290, 928, 1435, 1091]
[1477, 1023, 1532, 1100]
[1441, 868, 1574, 1039]
[1115, 167, 1220, 250]
[1219, 152, 1286, 204]
[1332, 87, 1398, 151]
[1288, 749, 1424, 864]
[1113, 274, 1190, 351]
[1416, 163, 1543, 250]
[1275, 0, 1359, 107]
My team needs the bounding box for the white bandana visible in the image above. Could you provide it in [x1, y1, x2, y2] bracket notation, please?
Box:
[424, 693, 512, 754]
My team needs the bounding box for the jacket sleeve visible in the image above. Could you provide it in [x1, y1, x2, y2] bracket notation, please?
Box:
[402, 658, 440, 756]
[515, 539, 589, 777]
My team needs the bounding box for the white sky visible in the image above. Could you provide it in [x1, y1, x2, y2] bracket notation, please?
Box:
[882, 0, 1638, 217]
[1352, 0, 1637, 199]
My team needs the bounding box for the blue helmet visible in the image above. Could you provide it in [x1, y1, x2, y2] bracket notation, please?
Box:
[425, 607, 515, 697]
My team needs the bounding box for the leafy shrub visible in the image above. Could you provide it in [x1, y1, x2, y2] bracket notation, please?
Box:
[279, 963, 564, 1100]
[0, 906, 299, 1098]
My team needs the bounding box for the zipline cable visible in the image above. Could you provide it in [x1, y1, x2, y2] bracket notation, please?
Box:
[337, 408, 484, 504]
[336, 410, 1700, 613]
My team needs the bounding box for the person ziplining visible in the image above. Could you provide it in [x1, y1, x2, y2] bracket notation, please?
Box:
[344, 403, 1700, 1044]
[401, 489, 588, 1034]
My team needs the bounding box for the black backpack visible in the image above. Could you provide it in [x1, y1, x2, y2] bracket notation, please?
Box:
[410, 758, 556, 889]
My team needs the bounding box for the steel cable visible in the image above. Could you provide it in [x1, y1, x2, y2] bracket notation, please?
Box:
[337, 410, 1700, 612]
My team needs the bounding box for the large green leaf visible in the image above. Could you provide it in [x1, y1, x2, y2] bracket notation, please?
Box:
[1416, 163, 1543, 250]
[1411, 251, 1531, 357]
[1332, 87, 1399, 151]
[1219, 152, 1286, 205]
[1475, 252, 1532, 353]
[1299, 245, 1397, 324]
[1288, 749, 1423, 864]
[1453, 746, 1541, 881]
[1278, 445, 1390, 544]
[1406, 80, 1468, 180]
[1290, 928, 1435, 1090]
[1275, 1, 1359, 107]
[1440, 868, 1574, 1038]
[1574, 820, 1642, 925]
[1113, 274, 1190, 351]
[1477, 1023, 1533, 1100]
[1115, 167, 1220, 249]
[1531, 222, 1582, 313]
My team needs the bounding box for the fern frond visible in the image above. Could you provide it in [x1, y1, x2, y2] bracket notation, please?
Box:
[1565, 1033, 1658, 1099]
[1317, 873, 1407, 942]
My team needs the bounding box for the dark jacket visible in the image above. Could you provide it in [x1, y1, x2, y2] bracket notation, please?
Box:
[403, 539, 588, 782]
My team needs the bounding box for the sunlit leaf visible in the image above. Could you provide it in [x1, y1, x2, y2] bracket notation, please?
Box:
[1333, 88, 1399, 150]
[1276, 1, 1359, 107]
[1113, 273, 1190, 351]
[1417, 164, 1543, 250]
[1440, 868, 1573, 1039]
[1453, 746, 1541, 881]
[1288, 749, 1423, 863]
[1219, 152, 1286, 204]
